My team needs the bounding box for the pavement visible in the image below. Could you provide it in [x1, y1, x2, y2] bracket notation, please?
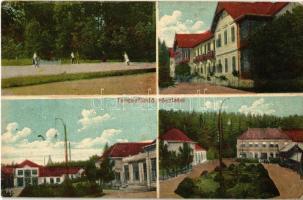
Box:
[263, 164, 303, 199]
[160, 82, 252, 94]
[2, 62, 156, 78]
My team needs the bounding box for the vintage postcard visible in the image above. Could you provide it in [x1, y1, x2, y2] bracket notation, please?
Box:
[159, 96, 303, 198]
[1, 98, 157, 197]
[158, 1, 303, 94]
[1, 1, 156, 95]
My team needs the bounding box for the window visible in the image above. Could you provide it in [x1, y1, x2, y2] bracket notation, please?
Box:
[262, 143, 267, 148]
[207, 43, 211, 52]
[224, 58, 228, 73]
[151, 158, 157, 181]
[269, 144, 275, 148]
[50, 178, 54, 184]
[232, 56, 236, 71]
[32, 177, 38, 185]
[124, 165, 129, 181]
[217, 60, 222, 73]
[17, 177, 23, 187]
[240, 144, 245, 147]
[249, 143, 253, 147]
[224, 30, 228, 45]
[32, 169, 37, 176]
[44, 178, 46, 184]
[132, 163, 139, 181]
[56, 178, 60, 183]
[17, 170, 23, 176]
[216, 34, 221, 47]
[231, 26, 235, 42]
[254, 143, 258, 147]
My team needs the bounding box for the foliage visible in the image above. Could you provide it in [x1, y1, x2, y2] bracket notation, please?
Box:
[19, 181, 103, 197]
[175, 63, 191, 81]
[1, 1, 155, 61]
[159, 110, 303, 158]
[2, 68, 155, 88]
[249, 7, 303, 81]
[175, 163, 279, 198]
[158, 40, 174, 88]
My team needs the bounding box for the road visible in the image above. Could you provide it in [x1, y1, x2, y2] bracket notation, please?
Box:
[2, 73, 156, 95]
[2, 62, 155, 78]
[263, 164, 303, 199]
[160, 82, 252, 94]
[160, 159, 235, 198]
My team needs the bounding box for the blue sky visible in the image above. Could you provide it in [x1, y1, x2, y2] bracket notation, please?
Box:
[159, 1, 217, 47]
[160, 96, 303, 117]
[2, 98, 157, 165]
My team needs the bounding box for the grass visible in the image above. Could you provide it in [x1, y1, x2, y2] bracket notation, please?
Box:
[2, 68, 155, 88]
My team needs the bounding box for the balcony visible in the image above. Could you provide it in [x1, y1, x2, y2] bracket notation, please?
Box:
[193, 51, 215, 63]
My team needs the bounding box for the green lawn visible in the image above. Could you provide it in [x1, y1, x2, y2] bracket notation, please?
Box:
[2, 68, 155, 88]
[175, 162, 279, 198]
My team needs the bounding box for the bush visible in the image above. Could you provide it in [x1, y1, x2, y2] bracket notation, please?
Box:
[175, 63, 191, 81]
[175, 178, 196, 198]
[201, 170, 208, 177]
[269, 157, 280, 163]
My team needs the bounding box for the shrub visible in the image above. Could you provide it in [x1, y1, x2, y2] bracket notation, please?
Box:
[175, 63, 191, 81]
[175, 178, 196, 198]
[201, 170, 208, 177]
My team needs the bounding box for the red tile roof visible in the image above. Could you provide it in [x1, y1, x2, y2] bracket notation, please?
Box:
[216, 2, 289, 20]
[283, 129, 303, 143]
[175, 31, 213, 48]
[238, 128, 290, 140]
[1, 166, 14, 175]
[16, 159, 42, 168]
[168, 48, 175, 58]
[160, 128, 194, 143]
[39, 167, 82, 177]
[102, 142, 152, 158]
[195, 144, 205, 151]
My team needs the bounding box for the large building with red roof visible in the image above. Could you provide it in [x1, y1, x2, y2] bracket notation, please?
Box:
[96, 140, 156, 190]
[160, 128, 207, 166]
[237, 128, 303, 161]
[170, 2, 300, 80]
[1, 160, 84, 188]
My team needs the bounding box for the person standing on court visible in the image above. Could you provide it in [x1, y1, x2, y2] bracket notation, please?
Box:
[124, 52, 130, 66]
[71, 51, 75, 64]
[33, 52, 39, 68]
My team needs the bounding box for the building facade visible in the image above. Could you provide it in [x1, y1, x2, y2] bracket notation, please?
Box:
[236, 128, 303, 161]
[2, 160, 84, 188]
[160, 128, 207, 166]
[96, 140, 157, 190]
[170, 2, 301, 80]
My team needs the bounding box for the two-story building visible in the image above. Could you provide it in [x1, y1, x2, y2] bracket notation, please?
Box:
[160, 128, 207, 166]
[237, 128, 296, 160]
[96, 140, 157, 190]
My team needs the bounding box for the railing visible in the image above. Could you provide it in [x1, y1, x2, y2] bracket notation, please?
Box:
[194, 50, 215, 63]
[159, 165, 192, 181]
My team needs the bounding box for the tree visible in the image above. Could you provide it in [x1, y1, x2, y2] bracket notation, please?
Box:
[178, 143, 193, 168]
[159, 40, 174, 87]
[249, 7, 303, 80]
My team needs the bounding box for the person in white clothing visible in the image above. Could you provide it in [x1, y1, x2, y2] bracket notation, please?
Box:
[33, 52, 39, 68]
[71, 52, 75, 64]
[124, 52, 130, 66]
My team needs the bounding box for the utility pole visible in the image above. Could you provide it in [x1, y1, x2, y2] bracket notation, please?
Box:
[55, 118, 69, 178]
[69, 142, 71, 162]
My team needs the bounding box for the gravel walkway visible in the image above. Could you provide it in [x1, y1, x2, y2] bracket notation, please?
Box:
[2, 62, 155, 78]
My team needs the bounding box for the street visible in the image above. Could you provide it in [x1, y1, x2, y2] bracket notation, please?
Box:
[2, 62, 155, 78]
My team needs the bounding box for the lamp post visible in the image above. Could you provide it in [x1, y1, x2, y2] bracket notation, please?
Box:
[55, 118, 69, 178]
[217, 97, 229, 196]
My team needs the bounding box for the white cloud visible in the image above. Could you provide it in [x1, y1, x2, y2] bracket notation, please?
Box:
[78, 109, 111, 132]
[2, 123, 32, 144]
[45, 128, 59, 140]
[116, 138, 128, 143]
[76, 129, 122, 148]
[159, 10, 206, 47]
[239, 98, 275, 116]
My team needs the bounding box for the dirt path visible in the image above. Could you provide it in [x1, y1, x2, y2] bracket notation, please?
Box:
[2, 73, 156, 95]
[2, 62, 155, 78]
[160, 159, 235, 198]
[263, 164, 303, 199]
[102, 190, 156, 198]
[160, 82, 252, 94]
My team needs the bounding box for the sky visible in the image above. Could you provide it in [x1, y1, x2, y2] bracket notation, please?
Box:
[159, 1, 217, 47]
[1, 98, 157, 165]
[159, 96, 303, 117]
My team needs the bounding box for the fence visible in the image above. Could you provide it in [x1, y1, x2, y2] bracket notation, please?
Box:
[160, 165, 192, 181]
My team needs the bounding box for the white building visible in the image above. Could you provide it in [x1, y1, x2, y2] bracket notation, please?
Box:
[160, 128, 207, 166]
[96, 140, 157, 190]
[2, 160, 84, 188]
